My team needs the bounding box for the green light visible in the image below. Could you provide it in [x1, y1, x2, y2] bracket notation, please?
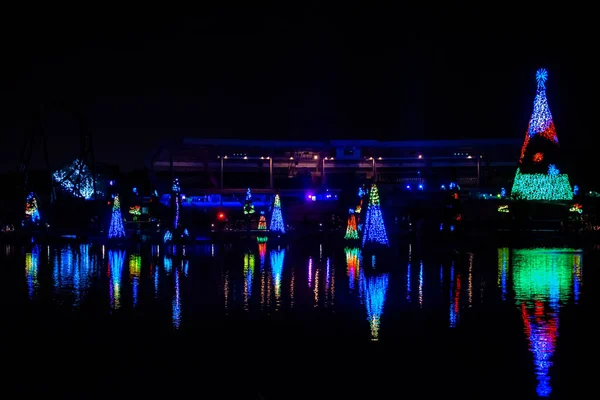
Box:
[511, 168, 573, 201]
[512, 248, 576, 304]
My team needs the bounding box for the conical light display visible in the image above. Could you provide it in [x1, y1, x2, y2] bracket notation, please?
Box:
[511, 69, 572, 200]
[344, 209, 359, 240]
[108, 195, 126, 238]
[270, 194, 285, 234]
[361, 184, 389, 247]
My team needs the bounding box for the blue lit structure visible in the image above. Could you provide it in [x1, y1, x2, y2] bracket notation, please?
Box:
[361, 184, 389, 247]
[108, 195, 126, 239]
[52, 159, 95, 199]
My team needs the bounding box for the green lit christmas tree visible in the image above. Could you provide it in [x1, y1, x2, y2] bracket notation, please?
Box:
[511, 69, 572, 201]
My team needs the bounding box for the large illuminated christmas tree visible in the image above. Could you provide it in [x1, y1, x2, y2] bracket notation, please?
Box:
[108, 195, 126, 238]
[270, 193, 285, 234]
[511, 68, 573, 201]
[362, 183, 389, 247]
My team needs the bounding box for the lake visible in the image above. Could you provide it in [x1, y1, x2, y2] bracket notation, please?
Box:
[2, 240, 592, 399]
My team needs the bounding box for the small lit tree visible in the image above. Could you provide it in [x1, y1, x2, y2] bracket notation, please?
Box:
[258, 211, 267, 230]
[108, 195, 126, 238]
[362, 184, 389, 247]
[344, 208, 359, 240]
[257, 211, 268, 243]
[25, 192, 40, 223]
[270, 193, 285, 234]
[243, 188, 255, 215]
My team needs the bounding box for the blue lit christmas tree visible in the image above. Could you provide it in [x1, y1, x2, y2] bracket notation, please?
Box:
[362, 184, 389, 247]
[511, 69, 572, 201]
[108, 195, 126, 238]
[270, 193, 285, 234]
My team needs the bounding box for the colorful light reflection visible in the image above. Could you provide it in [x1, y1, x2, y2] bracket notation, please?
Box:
[108, 250, 126, 310]
[25, 245, 40, 299]
[270, 248, 285, 309]
[512, 248, 581, 398]
[345, 247, 361, 291]
[244, 252, 255, 310]
[359, 270, 389, 341]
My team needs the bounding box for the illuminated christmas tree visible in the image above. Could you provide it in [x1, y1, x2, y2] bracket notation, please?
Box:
[511, 69, 573, 200]
[362, 184, 389, 247]
[243, 188, 255, 215]
[270, 193, 285, 234]
[344, 208, 359, 240]
[258, 212, 267, 230]
[108, 195, 126, 238]
[257, 211, 268, 243]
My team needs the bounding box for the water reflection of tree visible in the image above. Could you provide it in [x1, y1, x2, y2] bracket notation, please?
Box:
[344, 247, 361, 292]
[512, 248, 581, 398]
[359, 268, 389, 341]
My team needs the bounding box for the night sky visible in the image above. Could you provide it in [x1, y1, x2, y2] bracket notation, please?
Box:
[1, 4, 595, 178]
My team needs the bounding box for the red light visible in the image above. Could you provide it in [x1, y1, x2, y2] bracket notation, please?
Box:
[107, 201, 111, 205]
[218, 212, 225, 220]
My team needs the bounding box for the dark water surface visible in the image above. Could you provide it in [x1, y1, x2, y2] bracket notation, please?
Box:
[2, 241, 592, 399]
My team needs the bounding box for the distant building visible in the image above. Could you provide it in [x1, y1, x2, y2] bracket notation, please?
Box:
[147, 138, 521, 192]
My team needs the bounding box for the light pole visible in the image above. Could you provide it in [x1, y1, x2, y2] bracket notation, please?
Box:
[368, 157, 376, 181]
[322, 157, 334, 187]
[477, 155, 481, 186]
[322, 157, 326, 187]
[220, 155, 224, 189]
[269, 157, 273, 189]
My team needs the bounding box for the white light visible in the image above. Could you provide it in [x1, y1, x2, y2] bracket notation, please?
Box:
[330, 157, 334, 160]
[418, 154, 422, 159]
[224, 155, 228, 159]
[243, 156, 248, 159]
[313, 155, 319, 160]
[378, 157, 382, 160]
[368, 157, 373, 160]
[467, 155, 472, 159]
[260, 156, 264, 159]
